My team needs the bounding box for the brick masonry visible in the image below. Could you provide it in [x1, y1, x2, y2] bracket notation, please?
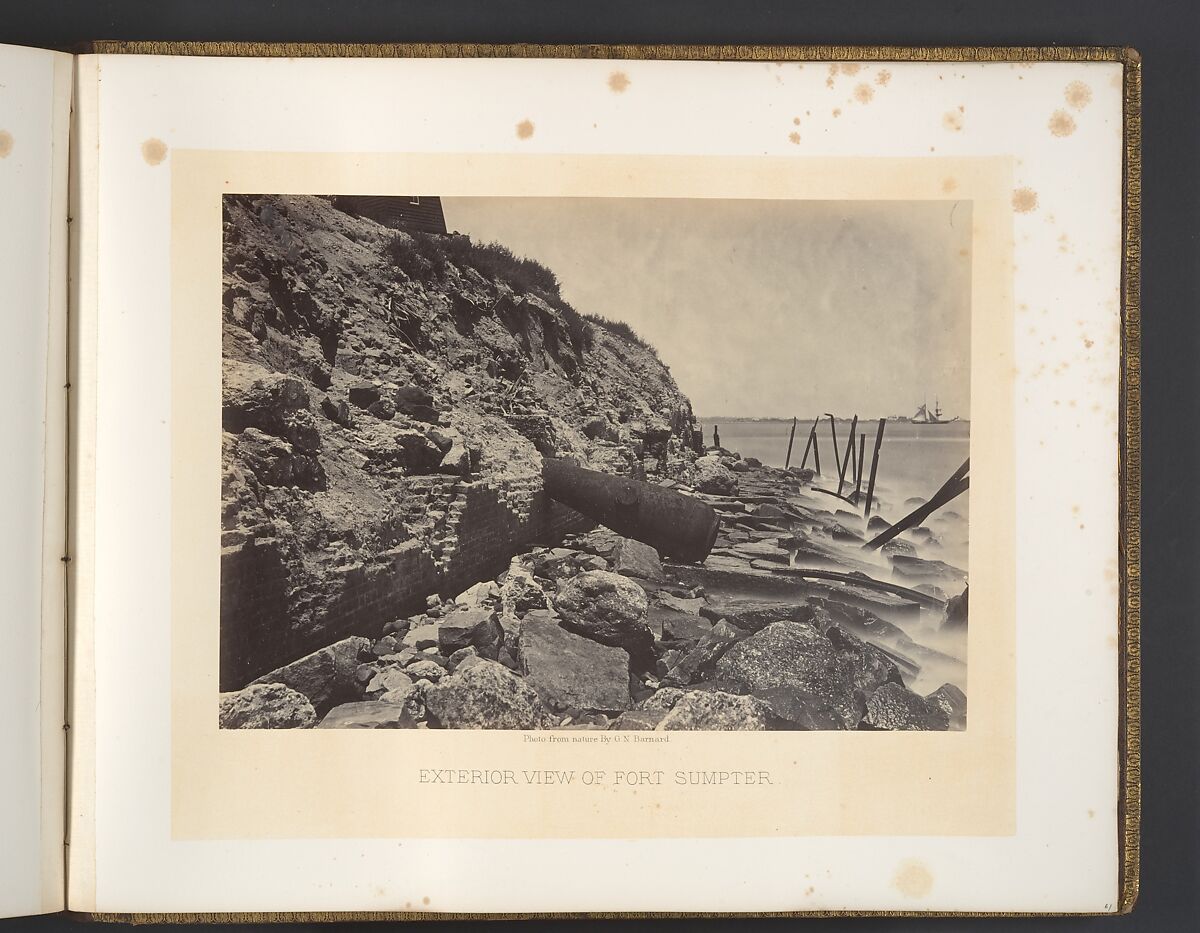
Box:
[220, 471, 593, 689]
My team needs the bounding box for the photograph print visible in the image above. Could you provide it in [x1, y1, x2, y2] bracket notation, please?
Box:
[217, 192, 970, 732]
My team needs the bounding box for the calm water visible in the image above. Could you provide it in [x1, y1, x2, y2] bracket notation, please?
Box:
[700, 418, 971, 564]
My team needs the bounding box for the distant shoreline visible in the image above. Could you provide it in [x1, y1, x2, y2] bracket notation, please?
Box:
[697, 416, 971, 425]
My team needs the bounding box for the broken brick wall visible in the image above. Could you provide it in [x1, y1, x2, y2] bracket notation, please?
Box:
[221, 474, 592, 689]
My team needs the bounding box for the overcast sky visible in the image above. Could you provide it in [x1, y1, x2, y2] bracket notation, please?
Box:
[442, 197, 971, 420]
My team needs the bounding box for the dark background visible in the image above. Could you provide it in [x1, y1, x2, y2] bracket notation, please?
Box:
[2, 1, 1196, 930]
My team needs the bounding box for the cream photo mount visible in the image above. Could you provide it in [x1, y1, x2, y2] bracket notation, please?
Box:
[171, 150, 1016, 841]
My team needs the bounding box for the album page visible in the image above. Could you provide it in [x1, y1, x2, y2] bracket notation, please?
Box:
[68, 49, 1133, 915]
[0, 42, 71, 919]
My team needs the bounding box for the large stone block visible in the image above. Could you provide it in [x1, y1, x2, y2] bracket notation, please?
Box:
[517, 618, 631, 713]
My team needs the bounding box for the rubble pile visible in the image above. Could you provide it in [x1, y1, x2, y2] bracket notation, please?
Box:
[223, 448, 968, 731]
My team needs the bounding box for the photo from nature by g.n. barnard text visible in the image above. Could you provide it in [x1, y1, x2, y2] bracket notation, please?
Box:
[218, 193, 970, 732]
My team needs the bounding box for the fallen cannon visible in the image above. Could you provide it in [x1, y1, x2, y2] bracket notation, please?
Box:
[541, 458, 720, 563]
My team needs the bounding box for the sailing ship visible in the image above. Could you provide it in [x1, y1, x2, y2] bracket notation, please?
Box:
[909, 397, 959, 425]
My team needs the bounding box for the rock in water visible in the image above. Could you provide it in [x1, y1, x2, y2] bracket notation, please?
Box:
[424, 658, 555, 729]
[715, 621, 863, 729]
[881, 538, 918, 559]
[730, 541, 791, 563]
[612, 537, 665, 581]
[863, 682, 950, 730]
[943, 585, 968, 631]
[824, 625, 904, 697]
[517, 618, 631, 713]
[890, 554, 967, 586]
[553, 570, 654, 663]
[317, 700, 418, 729]
[219, 682, 317, 729]
[693, 455, 739, 496]
[925, 683, 967, 730]
[657, 691, 772, 731]
[252, 636, 371, 716]
[437, 608, 503, 659]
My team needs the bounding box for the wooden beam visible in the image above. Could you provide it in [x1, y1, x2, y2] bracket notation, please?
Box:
[826, 414, 839, 479]
[767, 566, 947, 609]
[799, 418, 821, 474]
[837, 414, 858, 496]
[863, 418, 886, 519]
[863, 458, 970, 551]
[854, 433, 866, 503]
[811, 486, 859, 507]
[784, 416, 799, 469]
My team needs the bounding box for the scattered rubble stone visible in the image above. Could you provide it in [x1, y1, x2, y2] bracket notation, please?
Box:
[925, 683, 967, 730]
[219, 683, 317, 729]
[317, 700, 418, 729]
[863, 682, 950, 730]
[554, 570, 654, 663]
[612, 537, 665, 581]
[517, 618, 631, 713]
[657, 691, 772, 731]
[694, 455, 739, 496]
[251, 636, 371, 716]
[424, 659, 556, 729]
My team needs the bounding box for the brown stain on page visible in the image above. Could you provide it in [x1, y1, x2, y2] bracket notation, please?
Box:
[941, 177, 958, 194]
[875, 69, 892, 86]
[0, 130, 13, 158]
[788, 132, 801, 145]
[893, 859, 934, 898]
[142, 138, 168, 165]
[1048, 110, 1077, 137]
[515, 120, 535, 140]
[853, 83, 875, 104]
[942, 109, 964, 131]
[1065, 80, 1093, 109]
[1011, 188, 1039, 213]
[608, 71, 630, 93]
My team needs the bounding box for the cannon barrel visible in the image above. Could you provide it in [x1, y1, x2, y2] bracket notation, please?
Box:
[541, 458, 720, 563]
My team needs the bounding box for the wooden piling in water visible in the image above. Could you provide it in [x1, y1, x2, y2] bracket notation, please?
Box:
[799, 418, 821, 474]
[826, 414, 839, 479]
[863, 418, 886, 519]
[837, 415, 858, 497]
[855, 433, 866, 502]
[784, 416, 799, 469]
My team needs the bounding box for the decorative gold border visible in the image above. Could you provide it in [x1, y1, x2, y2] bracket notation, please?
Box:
[78, 42, 1141, 921]
[94, 40, 1134, 63]
[1118, 44, 1143, 918]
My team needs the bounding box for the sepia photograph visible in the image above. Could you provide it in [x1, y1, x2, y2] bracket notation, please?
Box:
[217, 192, 971, 732]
